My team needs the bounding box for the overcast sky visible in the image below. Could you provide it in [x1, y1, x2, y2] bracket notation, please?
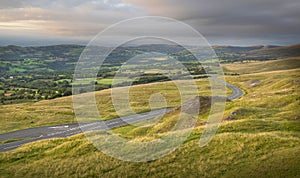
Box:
[0, 0, 299, 46]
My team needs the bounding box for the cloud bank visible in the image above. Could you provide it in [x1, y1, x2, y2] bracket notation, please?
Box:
[0, 0, 299, 45]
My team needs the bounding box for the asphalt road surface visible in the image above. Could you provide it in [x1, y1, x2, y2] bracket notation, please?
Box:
[210, 77, 244, 100]
[0, 78, 243, 152]
[0, 108, 172, 152]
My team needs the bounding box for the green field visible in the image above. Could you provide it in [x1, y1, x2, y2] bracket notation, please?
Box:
[0, 58, 299, 177]
[97, 78, 126, 85]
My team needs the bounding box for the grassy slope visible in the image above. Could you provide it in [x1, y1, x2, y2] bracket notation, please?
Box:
[0, 58, 300, 177]
[244, 44, 300, 59]
[0, 79, 213, 133]
[0, 132, 299, 177]
[222, 57, 300, 74]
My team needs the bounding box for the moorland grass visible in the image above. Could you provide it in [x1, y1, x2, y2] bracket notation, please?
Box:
[223, 57, 300, 74]
[0, 79, 212, 133]
[0, 58, 299, 177]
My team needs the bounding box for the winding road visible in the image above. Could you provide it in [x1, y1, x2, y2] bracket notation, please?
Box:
[210, 77, 244, 100]
[0, 78, 243, 152]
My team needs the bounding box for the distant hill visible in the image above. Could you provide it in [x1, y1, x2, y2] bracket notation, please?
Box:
[243, 44, 300, 60]
[213, 44, 300, 61]
[0, 44, 299, 73]
[212, 46, 264, 53]
[223, 57, 300, 74]
[0, 44, 84, 61]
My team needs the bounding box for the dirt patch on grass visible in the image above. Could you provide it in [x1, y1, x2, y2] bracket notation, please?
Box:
[243, 79, 261, 87]
[224, 108, 247, 121]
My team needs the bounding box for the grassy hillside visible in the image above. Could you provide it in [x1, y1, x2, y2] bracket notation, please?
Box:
[1, 131, 298, 177]
[223, 57, 300, 74]
[215, 44, 300, 61]
[0, 79, 213, 133]
[0, 60, 299, 177]
[244, 44, 300, 59]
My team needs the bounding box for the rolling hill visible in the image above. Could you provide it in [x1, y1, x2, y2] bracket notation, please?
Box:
[244, 44, 300, 59]
[223, 57, 300, 74]
[0, 58, 299, 177]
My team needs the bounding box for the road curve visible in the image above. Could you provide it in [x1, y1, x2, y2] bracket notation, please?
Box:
[0, 108, 172, 152]
[0, 79, 243, 152]
[209, 77, 244, 100]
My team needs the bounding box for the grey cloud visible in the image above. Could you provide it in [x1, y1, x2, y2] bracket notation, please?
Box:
[0, 0, 299, 45]
[125, 0, 300, 44]
[0, 0, 139, 11]
[0, 0, 144, 37]
[0, 0, 25, 9]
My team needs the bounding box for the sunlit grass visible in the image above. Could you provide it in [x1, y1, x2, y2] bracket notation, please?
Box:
[223, 57, 300, 74]
[0, 58, 299, 177]
[0, 79, 212, 133]
[0, 131, 299, 177]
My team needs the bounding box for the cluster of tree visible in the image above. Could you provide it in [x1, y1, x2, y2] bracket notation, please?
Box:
[0, 44, 233, 105]
[0, 86, 73, 104]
